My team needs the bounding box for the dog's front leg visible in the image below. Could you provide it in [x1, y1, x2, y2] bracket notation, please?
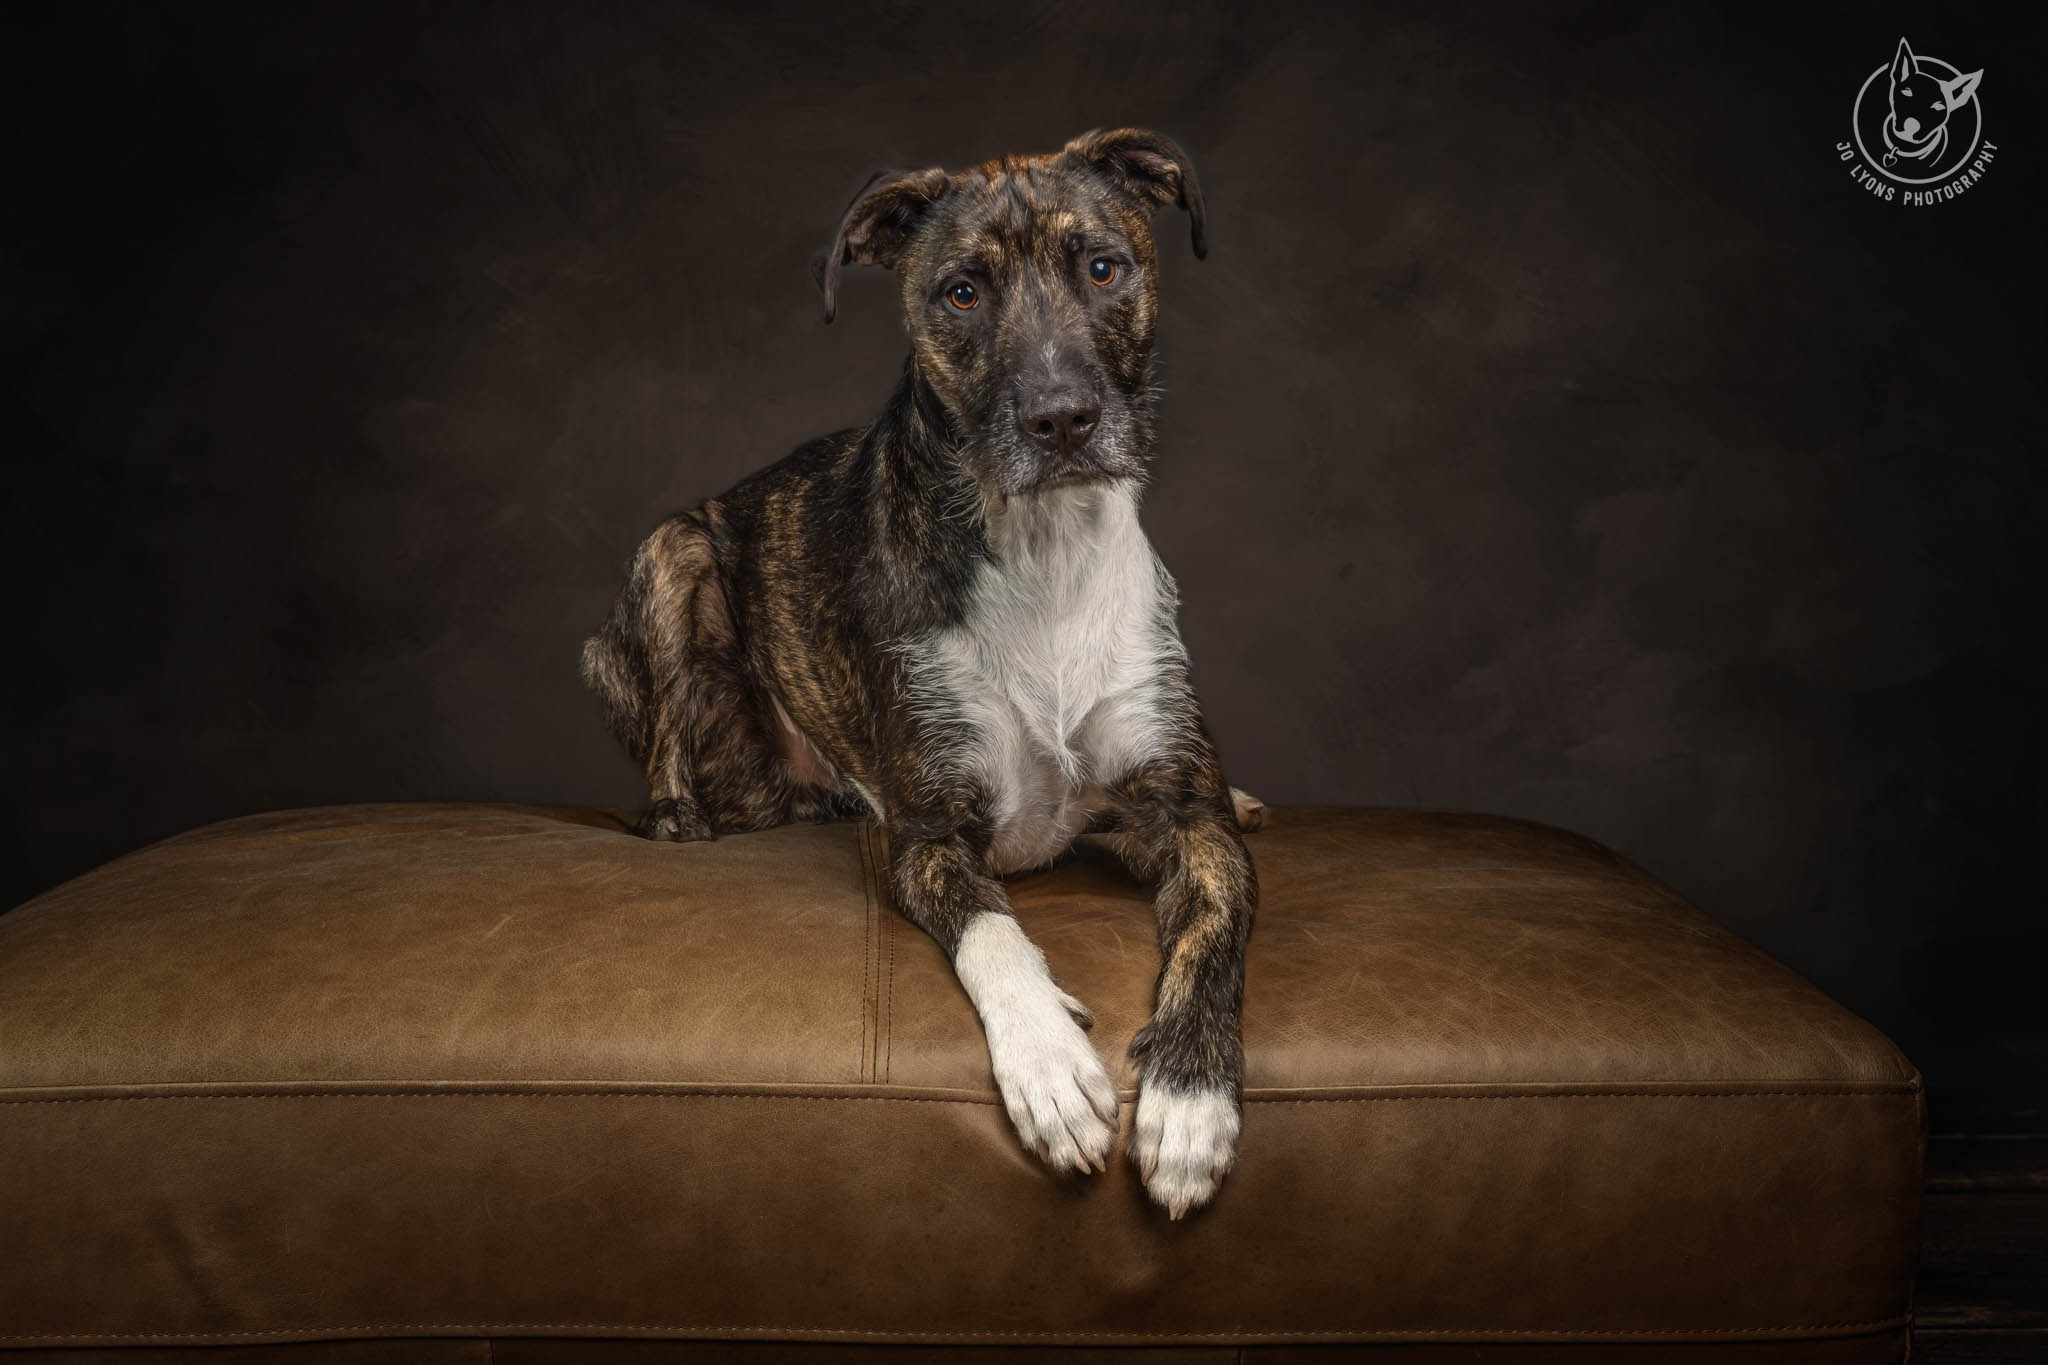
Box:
[1109, 758, 1258, 1218]
[888, 816, 1120, 1174]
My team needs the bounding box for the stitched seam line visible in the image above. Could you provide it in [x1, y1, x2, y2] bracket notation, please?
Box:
[0, 1317, 1915, 1343]
[856, 821, 878, 1084]
[882, 890, 897, 1084]
[860, 839, 872, 1083]
[858, 870, 872, 1083]
[0, 1087, 1921, 1106]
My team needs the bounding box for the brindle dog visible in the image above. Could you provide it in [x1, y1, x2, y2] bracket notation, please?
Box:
[583, 129, 1260, 1216]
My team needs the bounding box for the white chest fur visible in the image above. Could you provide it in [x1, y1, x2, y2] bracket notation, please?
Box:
[907, 482, 1186, 876]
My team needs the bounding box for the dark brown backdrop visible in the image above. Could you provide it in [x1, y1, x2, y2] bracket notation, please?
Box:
[4, 1, 2043, 1086]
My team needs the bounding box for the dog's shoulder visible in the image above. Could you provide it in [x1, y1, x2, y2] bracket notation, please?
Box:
[718, 426, 867, 514]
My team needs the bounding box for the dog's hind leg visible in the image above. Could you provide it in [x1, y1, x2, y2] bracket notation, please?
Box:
[584, 510, 787, 841]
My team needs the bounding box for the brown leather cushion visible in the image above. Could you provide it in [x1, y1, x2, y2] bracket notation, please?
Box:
[0, 806, 1920, 1354]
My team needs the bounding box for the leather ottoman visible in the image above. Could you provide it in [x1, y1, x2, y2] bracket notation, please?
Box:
[0, 805, 1921, 1361]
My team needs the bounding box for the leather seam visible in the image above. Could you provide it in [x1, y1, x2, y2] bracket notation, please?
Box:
[882, 891, 897, 1084]
[856, 820, 878, 1084]
[0, 1316, 1915, 1343]
[860, 839, 872, 1083]
[0, 1087, 1921, 1105]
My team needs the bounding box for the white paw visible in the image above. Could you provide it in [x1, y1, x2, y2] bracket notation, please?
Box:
[1131, 1084, 1241, 1218]
[988, 1008, 1120, 1174]
[955, 915, 1118, 1174]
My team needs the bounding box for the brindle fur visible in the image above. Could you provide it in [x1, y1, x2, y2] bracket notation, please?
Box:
[584, 129, 1258, 1212]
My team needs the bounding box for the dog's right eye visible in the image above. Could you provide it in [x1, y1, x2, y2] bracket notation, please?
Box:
[947, 282, 978, 311]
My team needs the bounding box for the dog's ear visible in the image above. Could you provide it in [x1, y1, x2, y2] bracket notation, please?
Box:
[1890, 37, 1919, 88]
[812, 167, 950, 324]
[1057, 128, 1208, 260]
[1941, 67, 1984, 110]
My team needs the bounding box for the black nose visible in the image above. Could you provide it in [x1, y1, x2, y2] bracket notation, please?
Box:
[1017, 389, 1101, 457]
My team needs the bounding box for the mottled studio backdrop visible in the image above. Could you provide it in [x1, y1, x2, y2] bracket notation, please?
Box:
[4, 2, 2043, 1085]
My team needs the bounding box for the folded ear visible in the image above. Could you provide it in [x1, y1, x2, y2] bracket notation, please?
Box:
[811, 167, 950, 323]
[1941, 68, 1983, 110]
[1890, 37, 1918, 87]
[1057, 128, 1208, 260]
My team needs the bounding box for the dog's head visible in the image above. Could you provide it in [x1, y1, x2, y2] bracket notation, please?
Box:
[814, 129, 1206, 498]
[1885, 38, 1982, 152]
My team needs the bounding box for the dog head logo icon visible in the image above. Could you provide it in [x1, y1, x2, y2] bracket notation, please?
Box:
[1854, 38, 1984, 184]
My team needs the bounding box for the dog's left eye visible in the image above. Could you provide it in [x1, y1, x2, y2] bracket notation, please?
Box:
[1089, 258, 1117, 286]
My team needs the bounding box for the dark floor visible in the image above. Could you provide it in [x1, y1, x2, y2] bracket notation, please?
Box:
[1914, 1089, 2048, 1362]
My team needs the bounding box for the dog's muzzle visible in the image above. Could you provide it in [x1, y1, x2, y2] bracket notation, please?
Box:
[1016, 385, 1102, 460]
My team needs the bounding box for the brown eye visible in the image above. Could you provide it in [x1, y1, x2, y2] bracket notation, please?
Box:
[948, 282, 977, 310]
[1089, 258, 1117, 286]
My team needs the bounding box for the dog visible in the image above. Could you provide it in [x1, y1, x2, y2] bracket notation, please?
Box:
[1881, 38, 1983, 170]
[582, 129, 1259, 1217]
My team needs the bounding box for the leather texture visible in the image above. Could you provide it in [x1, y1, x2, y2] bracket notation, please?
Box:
[0, 805, 1920, 1358]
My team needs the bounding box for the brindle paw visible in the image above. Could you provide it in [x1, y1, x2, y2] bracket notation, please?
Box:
[639, 798, 714, 843]
[1131, 1081, 1241, 1219]
[1229, 787, 1266, 833]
